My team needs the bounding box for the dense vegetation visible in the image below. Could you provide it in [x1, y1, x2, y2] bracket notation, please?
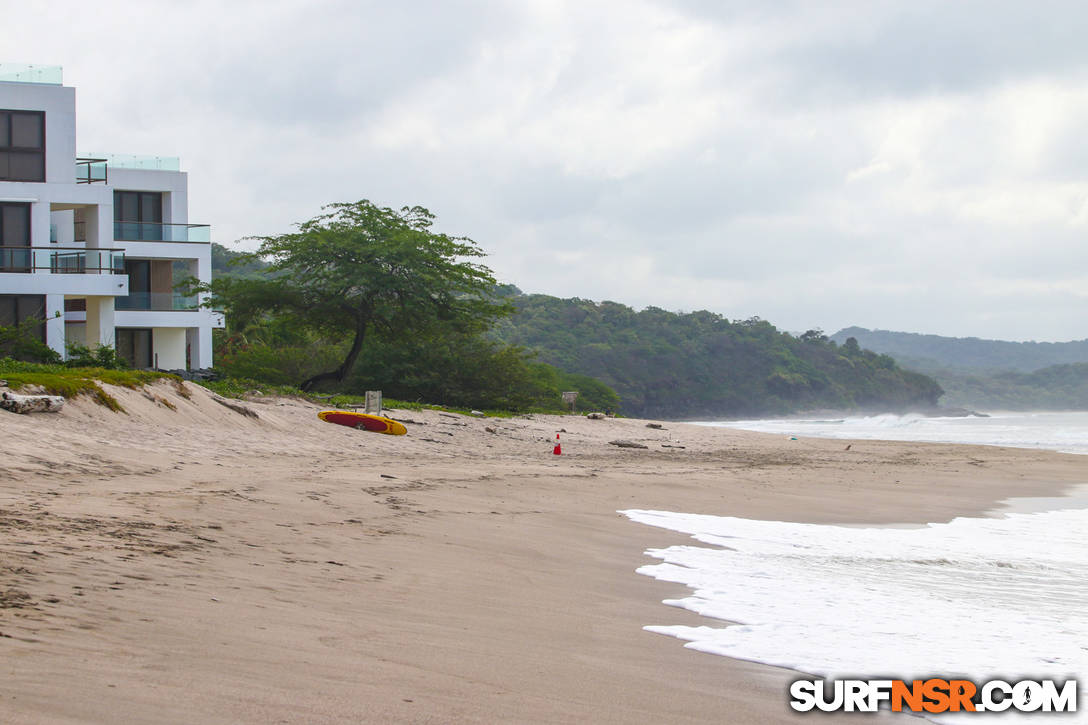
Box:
[831, 327, 1088, 410]
[493, 295, 943, 418]
[831, 327, 1088, 373]
[208, 222, 620, 414]
[886, 362, 1088, 410]
[208, 238, 944, 417]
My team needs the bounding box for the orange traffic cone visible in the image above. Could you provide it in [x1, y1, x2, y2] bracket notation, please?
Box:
[553, 433, 562, 455]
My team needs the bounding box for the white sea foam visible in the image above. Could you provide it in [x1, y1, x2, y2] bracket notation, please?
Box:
[697, 411, 1088, 455]
[623, 507, 1088, 721]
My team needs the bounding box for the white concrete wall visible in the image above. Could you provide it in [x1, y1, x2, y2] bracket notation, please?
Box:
[0, 271, 126, 296]
[84, 296, 116, 349]
[152, 327, 187, 369]
[114, 309, 221, 329]
[0, 80, 76, 184]
[44, 293, 64, 354]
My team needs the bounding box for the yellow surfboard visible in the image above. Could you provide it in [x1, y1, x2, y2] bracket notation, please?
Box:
[318, 410, 408, 435]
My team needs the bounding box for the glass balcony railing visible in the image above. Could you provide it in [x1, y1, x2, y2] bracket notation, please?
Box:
[0, 63, 62, 85]
[0, 247, 125, 274]
[75, 157, 108, 184]
[81, 153, 180, 171]
[115, 291, 199, 312]
[114, 221, 211, 243]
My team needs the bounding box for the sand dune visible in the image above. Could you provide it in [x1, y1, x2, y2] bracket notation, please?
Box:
[1, 381, 1083, 723]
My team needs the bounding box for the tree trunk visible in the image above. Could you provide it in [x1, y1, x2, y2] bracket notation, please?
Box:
[299, 321, 367, 392]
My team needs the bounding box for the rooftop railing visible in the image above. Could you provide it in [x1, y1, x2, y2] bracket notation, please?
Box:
[0, 63, 62, 85]
[80, 152, 180, 171]
[114, 221, 210, 243]
[76, 157, 108, 184]
[0, 246, 125, 274]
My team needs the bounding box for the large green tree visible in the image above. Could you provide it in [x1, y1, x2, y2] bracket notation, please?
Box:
[203, 200, 510, 391]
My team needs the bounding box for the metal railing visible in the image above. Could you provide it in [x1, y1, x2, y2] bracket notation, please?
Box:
[75, 157, 108, 184]
[115, 291, 199, 311]
[0, 246, 125, 274]
[113, 221, 211, 243]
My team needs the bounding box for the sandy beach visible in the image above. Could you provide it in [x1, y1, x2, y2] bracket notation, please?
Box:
[1, 381, 1085, 724]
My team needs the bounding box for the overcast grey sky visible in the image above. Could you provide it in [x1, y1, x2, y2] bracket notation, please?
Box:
[7, 1, 1088, 341]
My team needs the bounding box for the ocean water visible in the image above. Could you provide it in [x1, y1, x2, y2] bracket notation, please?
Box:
[624, 413, 1088, 721]
[696, 410, 1088, 455]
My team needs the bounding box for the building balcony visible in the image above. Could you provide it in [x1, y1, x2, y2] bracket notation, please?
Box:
[115, 291, 199, 312]
[0, 246, 125, 274]
[114, 221, 211, 243]
[75, 157, 108, 184]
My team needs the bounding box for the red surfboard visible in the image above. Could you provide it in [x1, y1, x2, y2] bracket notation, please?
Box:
[318, 410, 408, 435]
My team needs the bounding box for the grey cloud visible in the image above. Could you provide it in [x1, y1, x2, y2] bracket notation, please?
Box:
[664, 0, 1088, 101]
[183, 1, 523, 128]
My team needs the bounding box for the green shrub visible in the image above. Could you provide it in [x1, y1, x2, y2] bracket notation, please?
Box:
[65, 342, 128, 370]
[0, 321, 61, 364]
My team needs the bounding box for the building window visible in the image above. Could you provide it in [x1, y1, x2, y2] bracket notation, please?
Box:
[114, 191, 163, 240]
[0, 202, 31, 272]
[116, 259, 151, 310]
[0, 110, 46, 182]
[116, 328, 153, 369]
[0, 294, 46, 341]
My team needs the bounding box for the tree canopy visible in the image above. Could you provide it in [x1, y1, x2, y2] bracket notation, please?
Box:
[202, 200, 511, 391]
[493, 294, 944, 418]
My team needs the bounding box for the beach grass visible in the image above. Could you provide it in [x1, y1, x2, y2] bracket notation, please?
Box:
[197, 376, 592, 419]
[0, 358, 175, 412]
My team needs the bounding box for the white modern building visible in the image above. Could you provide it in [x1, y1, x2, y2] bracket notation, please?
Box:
[0, 63, 222, 369]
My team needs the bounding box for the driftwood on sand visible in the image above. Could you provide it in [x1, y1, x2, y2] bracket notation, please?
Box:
[209, 393, 259, 419]
[608, 439, 648, 449]
[0, 390, 65, 414]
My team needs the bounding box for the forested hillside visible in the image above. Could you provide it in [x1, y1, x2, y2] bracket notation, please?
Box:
[829, 326, 1088, 410]
[830, 327, 1088, 372]
[910, 363, 1088, 410]
[211, 245, 943, 418]
[493, 295, 942, 418]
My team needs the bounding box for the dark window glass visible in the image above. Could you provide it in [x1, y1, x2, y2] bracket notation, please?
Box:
[5, 152, 43, 181]
[117, 259, 151, 310]
[0, 203, 30, 244]
[114, 191, 162, 222]
[0, 203, 31, 272]
[126, 259, 151, 293]
[117, 191, 139, 222]
[11, 113, 42, 147]
[140, 193, 162, 223]
[0, 295, 46, 341]
[0, 296, 14, 326]
[116, 328, 153, 369]
[0, 110, 45, 181]
[114, 191, 163, 241]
